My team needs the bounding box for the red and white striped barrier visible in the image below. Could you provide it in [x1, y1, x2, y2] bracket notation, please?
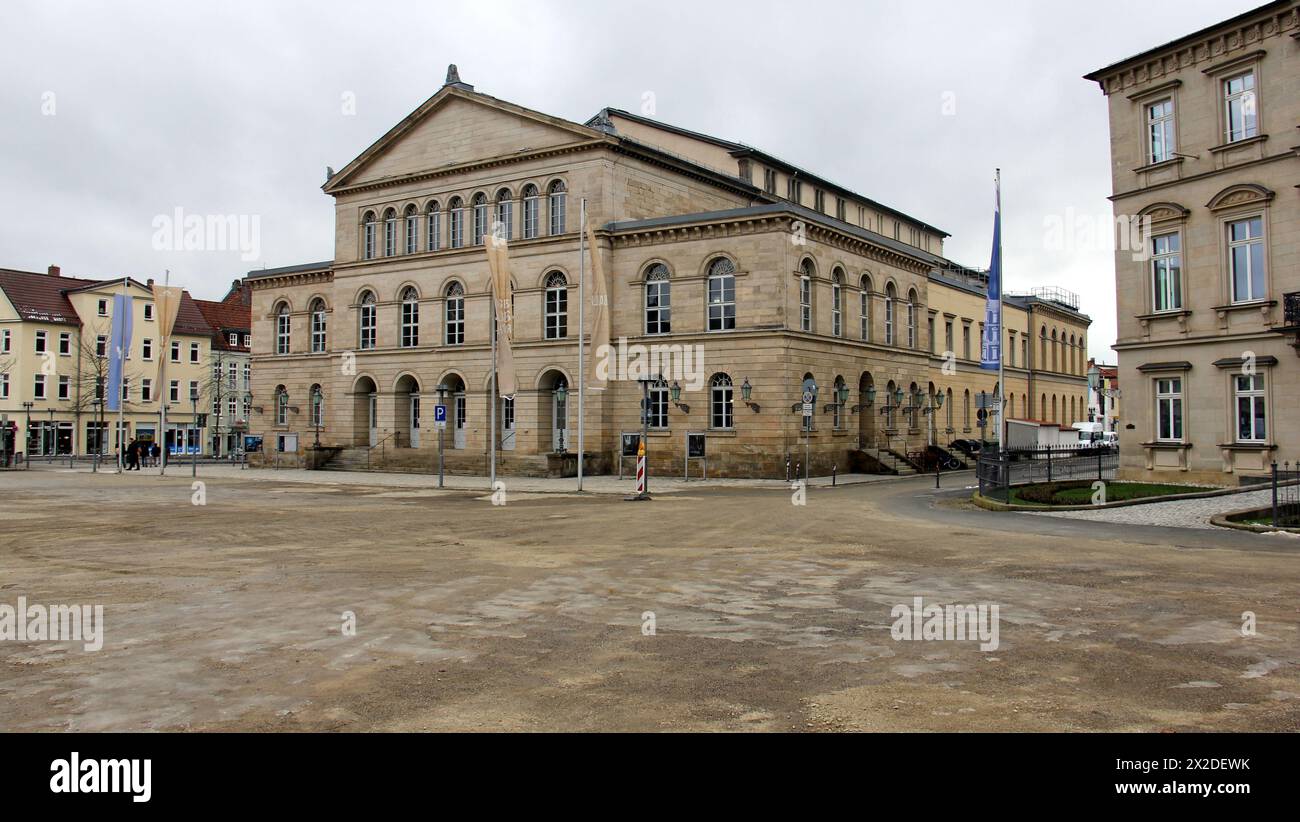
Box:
[635, 440, 646, 495]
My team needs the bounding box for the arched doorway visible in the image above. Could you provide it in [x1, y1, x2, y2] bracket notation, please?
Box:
[858, 372, 875, 448]
[395, 374, 420, 448]
[538, 370, 569, 452]
[442, 374, 467, 449]
[352, 376, 378, 447]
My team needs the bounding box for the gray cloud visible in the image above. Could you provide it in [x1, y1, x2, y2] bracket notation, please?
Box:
[0, 0, 1258, 361]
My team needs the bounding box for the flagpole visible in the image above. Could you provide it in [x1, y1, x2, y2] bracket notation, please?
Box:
[996, 169, 1006, 454]
[490, 280, 497, 491]
[159, 270, 169, 475]
[577, 198, 586, 491]
[116, 276, 127, 473]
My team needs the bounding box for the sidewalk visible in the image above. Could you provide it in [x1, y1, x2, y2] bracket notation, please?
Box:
[22, 460, 953, 495]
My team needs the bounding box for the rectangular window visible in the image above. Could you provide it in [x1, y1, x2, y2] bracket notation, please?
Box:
[1, 329, 8, 352]
[1228, 217, 1264, 302]
[1155, 377, 1183, 442]
[1234, 374, 1265, 442]
[190, 342, 200, 363]
[229, 332, 237, 346]
[121, 378, 129, 402]
[0, 373, 7, 399]
[927, 317, 935, 354]
[97, 335, 107, 358]
[427, 210, 441, 251]
[648, 386, 668, 429]
[141, 379, 152, 402]
[1224, 71, 1257, 143]
[450, 207, 463, 248]
[35, 330, 46, 353]
[944, 320, 953, 353]
[1151, 232, 1182, 311]
[962, 325, 971, 360]
[58, 375, 70, 400]
[58, 332, 70, 355]
[787, 178, 802, 203]
[799, 276, 811, 332]
[144, 303, 154, 321]
[170, 381, 179, 403]
[227, 361, 237, 390]
[142, 338, 152, 360]
[1008, 331, 1016, 367]
[1147, 98, 1175, 163]
[97, 299, 107, 316]
[523, 195, 538, 239]
[737, 159, 751, 183]
[243, 363, 250, 389]
[171, 341, 180, 362]
[188, 380, 198, 402]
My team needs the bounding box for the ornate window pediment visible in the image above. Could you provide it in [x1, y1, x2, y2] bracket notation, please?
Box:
[1206, 184, 1273, 212]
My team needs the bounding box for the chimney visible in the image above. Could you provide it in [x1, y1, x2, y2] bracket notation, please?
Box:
[147, 278, 155, 288]
[47, 265, 60, 277]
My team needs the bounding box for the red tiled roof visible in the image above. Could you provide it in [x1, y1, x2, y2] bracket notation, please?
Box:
[0, 267, 100, 325]
[194, 291, 251, 352]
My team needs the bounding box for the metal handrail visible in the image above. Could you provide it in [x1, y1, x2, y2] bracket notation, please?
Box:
[366, 431, 401, 468]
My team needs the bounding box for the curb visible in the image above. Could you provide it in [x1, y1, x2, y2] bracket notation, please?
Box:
[970, 481, 1285, 513]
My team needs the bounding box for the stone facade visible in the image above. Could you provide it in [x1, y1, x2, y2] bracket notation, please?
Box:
[1086, 0, 1299, 484]
[247, 74, 1090, 477]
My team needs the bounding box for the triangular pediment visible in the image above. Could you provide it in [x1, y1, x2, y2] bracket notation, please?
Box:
[325, 87, 605, 193]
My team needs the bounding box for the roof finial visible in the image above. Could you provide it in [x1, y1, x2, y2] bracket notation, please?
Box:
[444, 64, 473, 91]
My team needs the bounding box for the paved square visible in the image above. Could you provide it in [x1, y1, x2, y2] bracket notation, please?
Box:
[2, 466, 1298, 731]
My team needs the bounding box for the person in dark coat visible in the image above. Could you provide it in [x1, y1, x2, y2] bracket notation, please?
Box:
[150, 442, 161, 467]
[126, 440, 140, 470]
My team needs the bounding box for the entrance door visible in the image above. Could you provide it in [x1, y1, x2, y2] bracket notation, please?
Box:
[368, 393, 377, 447]
[501, 396, 515, 451]
[453, 392, 466, 449]
[409, 394, 421, 448]
[552, 390, 567, 452]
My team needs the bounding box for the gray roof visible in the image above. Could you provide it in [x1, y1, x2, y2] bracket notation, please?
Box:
[245, 261, 333, 280]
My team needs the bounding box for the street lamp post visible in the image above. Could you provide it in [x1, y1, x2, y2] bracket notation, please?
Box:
[312, 385, 322, 448]
[21, 401, 33, 469]
[46, 407, 54, 463]
[554, 381, 568, 454]
[436, 382, 447, 488]
[190, 387, 199, 478]
[90, 398, 103, 472]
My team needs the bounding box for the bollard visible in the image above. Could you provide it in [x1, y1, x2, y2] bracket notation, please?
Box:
[935, 461, 941, 489]
[785, 457, 791, 483]
[832, 462, 837, 487]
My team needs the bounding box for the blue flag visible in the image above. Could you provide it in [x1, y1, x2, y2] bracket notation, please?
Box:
[980, 179, 1001, 372]
[106, 291, 133, 412]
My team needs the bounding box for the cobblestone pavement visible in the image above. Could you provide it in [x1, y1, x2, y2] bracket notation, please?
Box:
[1025, 488, 1283, 531]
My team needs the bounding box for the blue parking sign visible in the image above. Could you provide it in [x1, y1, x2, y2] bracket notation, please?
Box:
[434, 404, 447, 423]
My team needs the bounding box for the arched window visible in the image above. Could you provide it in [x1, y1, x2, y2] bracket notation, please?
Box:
[449, 197, 464, 248]
[907, 288, 919, 349]
[831, 268, 844, 337]
[522, 184, 539, 239]
[495, 188, 513, 240]
[445, 281, 465, 345]
[383, 208, 397, 256]
[275, 302, 291, 355]
[945, 387, 954, 431]
[472, 192, 488, 245]
[707, 257, 736, 331]
[362, 211, 376, 260]
[644, 263, 670, 335]
[548, 180, 567, 235]
[544, 271, 568, 339]
[709, 373, 734, 430]
[908, 381, 920, 429]
[425, 201, 441, 251]
[400, 286, 419, 348]
[358, 291, 376, 350]
[1039, 326, 1047, 368]
[799, 258, 814, 332]
[860, 274, 872, 340]
[309, 298, 326, 353]
[275, 385, 289, 426]
[884, 283, 896, 345]
[963, 389, 971, 429]
[404, 205, 418, 254]
[833, 375, 846, 429]
[310, 384, 323, 428]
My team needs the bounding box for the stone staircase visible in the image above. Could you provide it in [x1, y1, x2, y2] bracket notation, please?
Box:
[876, 448, 918, 476]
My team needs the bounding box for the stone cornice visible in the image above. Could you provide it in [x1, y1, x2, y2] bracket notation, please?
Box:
[1088, 5, 1297, 95]
[247, 269, 332, 292]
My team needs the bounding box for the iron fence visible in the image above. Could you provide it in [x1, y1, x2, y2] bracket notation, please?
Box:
[1272, 461, 1300, 528]
[977, 445, 1118, 503]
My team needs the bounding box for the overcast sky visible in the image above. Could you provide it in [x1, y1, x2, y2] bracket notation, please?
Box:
[1, 0, 1260, 361]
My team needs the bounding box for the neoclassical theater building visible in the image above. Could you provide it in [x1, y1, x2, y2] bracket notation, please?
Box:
[246, 67, 1090, 477]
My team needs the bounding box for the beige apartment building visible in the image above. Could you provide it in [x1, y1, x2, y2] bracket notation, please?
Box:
[246, 68, 1089, 478]
[1086, 0, 1298, 483]
[0, 266, 221, 460]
